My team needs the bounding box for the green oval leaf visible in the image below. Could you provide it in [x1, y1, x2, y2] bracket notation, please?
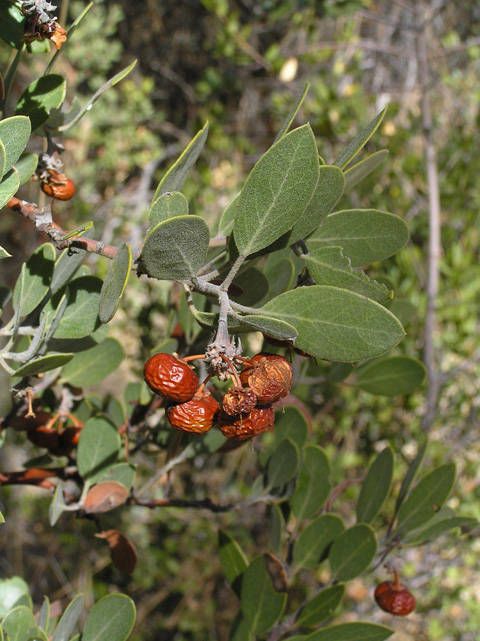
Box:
[308, 209, 409, 267]
[273, 407, 308, 450]
[13, 153, 38, 186]
[262, 286, 405, 363]
[302, 246, 390, 303]
[289, 165, 345, 243]
[335, 107, 387, 168]
[404, 515, 478, 545]
[293, 514, 345, 569]
[154, 122, 209, 198]
[13, 353, 74, 378]
[291, 445, 331, 521]
[218, 531, 248, 589]
[267, 438, 300, 489]
[2, 605, 36, 641]
[356, 447, 394, 523]
[60, 338, 124, 388]
[353, 356, 426, 396]
[0, 245, 12, 259]
[58, 61, 137, 132]
[233, 125, 319, 256]
[138, 215, 210, 281]
[240, 556, 286, 635]
[328, 524, 377, 581]
[0, 3, 25, 48]
[305, 622, 394, 641]
[218, 192, 240, 236]
[16, 75, 67, 131]
[51, 243, 89, 294]
[0, 115, 31, 172]
[77, 417, 121, 482]
[96, 463, 136, 490]
[53, 276, 102, 339]
[0, 578, 30, 617]
[274, 83, 310, 142]
[12, 243, 55, 318]
[0, 140, 6, 180]
[52, 595, 85, 641]
[0, 167, 20, 209]
[235, 314, 298, 341]
[396, 463, 456, 535]
[99, 244, 132, 323]
[344, 149, 389, 189]
[82, 594, 136, 641]
[297, 584, 344, 628]
[149, 191, 189, 227]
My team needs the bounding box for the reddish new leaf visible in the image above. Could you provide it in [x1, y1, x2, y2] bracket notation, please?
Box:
[83, 481, 129, 514]
[96, 529, 137, 574]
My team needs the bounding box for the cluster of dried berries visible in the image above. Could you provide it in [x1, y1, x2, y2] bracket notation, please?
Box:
[143, 352, 293, 440]
[10, 410, 83, 457]
[21, 0, 67, 50]
[374, 575, 416, 616]
[36, 153, 76, 201]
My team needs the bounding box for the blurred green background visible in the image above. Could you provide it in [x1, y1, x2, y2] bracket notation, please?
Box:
[0, 1, 479, 640]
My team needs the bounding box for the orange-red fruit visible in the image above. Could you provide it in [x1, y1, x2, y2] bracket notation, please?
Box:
[144, 353, 199, 402]
[222, 387, 257, 416]
[41, 169, 76, 201]
[167, 390, 219, 434]
[240, 354, 292, 404]
[374, 581, 416, 616]
[219, 406, 275, 440]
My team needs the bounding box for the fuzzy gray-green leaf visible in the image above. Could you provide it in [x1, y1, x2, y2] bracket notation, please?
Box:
[139, 215, 210, 281]
[302, 246, 390, 302]
[308, 209, 408, 267]
[353, 356, 426, 396]
[233, 125, 319, 256]
[154, 123, 208, 198]
[262, 286, 405, 363]
[99, 244, 132, 323]
[356, 447, 394, 523]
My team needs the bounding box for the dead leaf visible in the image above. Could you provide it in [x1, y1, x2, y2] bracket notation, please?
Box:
[96, 529, 137, 574]
[83, 481, 129, 514]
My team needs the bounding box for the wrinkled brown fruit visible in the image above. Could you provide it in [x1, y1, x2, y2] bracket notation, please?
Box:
[374, 580, 416, 616]
[41, 169, 76, 201]
[96, 529, 137, 575]
[222, 387, 257, 416]
[144, 352, 199, 402]
[218, 406, 275, 440]
[241, 354, 292, 404]
[167, 390, 219, 434]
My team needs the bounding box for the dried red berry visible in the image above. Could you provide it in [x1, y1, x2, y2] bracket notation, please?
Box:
[167, 390, 219, 434]
[27, 425, 60, 451]
[218, 406, 275, 440]
[240, 354, 292, 404]
[41, 169, 76, 201]
[222, 387, 257, 416]
[144, 353, 199, 402]
[374, 580, 416, 616]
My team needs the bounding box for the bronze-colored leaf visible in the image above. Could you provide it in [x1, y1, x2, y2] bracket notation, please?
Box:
[83, 481, 129, 514]
[263, 552, 288, 592]
[96, 529, 137, 574]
